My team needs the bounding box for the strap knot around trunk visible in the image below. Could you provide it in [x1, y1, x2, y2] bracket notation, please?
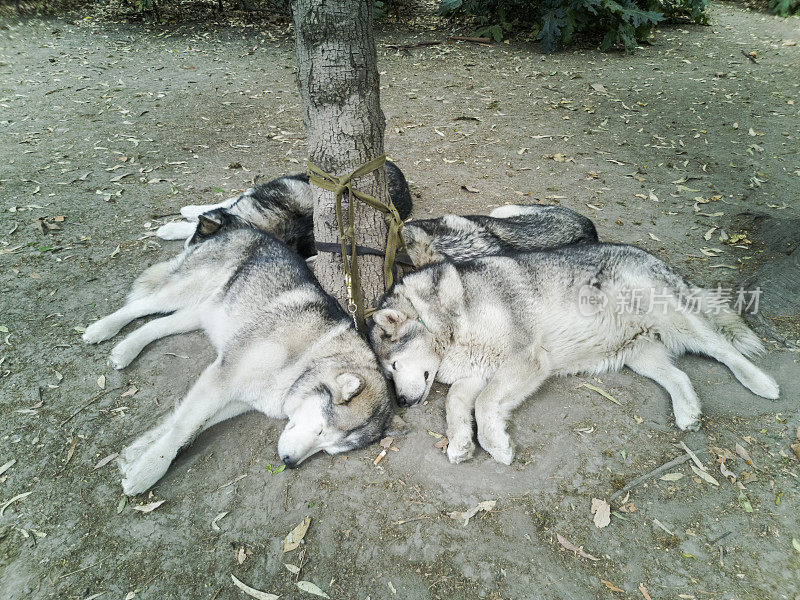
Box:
[307, 154, 408, 332]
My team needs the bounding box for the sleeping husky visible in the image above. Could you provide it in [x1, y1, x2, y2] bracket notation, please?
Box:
[83, 229, 396, 495]
[403, 204, 597, 267]
[369, 243, 779, 465]
[156, 159, 414, 256]
[158, 165, 598, 267]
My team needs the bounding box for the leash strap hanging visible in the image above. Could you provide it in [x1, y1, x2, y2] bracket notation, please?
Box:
[307, 154, 408, 331]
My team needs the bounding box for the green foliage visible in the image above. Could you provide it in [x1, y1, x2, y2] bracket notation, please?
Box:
[438, 0, 708, 52]
[769, 0, 800, 16]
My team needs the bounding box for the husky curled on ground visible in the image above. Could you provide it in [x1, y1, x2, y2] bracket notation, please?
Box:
[369, 243, 779, 465]
[403, 204, 598, 267]
[156, 159, 414, 256]
[83, 229, 395, 495]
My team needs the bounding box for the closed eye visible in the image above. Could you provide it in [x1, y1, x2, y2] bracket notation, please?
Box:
[392, 361, 397, 370]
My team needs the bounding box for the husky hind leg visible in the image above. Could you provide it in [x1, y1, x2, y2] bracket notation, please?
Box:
[119, 361, 232, 495]
[109, 309, 203, 369]
[678, 314, 779, 400]
[626, 342, 702, 431]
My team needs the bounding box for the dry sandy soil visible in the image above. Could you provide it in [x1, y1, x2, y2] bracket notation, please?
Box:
[1, 3, 799, 599]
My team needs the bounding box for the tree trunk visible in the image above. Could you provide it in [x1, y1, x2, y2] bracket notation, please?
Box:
[292, 0, 389, 326]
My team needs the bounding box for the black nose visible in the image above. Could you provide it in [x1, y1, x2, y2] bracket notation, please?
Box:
[397, 395, 410, 407]
[282, 456, 297, 469]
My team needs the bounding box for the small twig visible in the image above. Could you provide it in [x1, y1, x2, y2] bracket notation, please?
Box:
[59, 388, 116, 427]
[609, 454, 692, 503]
[394, 515, 431, 525]
[58, 553, 112, 579]
[448, 36, 491, 44]
[386, 41, 441, 51]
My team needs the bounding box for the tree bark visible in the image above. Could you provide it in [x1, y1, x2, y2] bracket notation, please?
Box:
[292, 0, 389, 322]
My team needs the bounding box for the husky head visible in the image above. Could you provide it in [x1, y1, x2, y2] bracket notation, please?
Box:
[277, 361, 397, 468]
[370, 265, 463, 407]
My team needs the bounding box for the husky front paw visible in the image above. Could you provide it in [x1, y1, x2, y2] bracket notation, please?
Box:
[675, 413, 702, 432]
[83, 319, 119, 344]
[119, 443, 173, 496]
[109, 340, 140, 370]
[447, 436, 475, 464]
[478, 429, 514, 465]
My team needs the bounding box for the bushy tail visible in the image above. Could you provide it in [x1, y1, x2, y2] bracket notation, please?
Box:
[127, 258, 179, 302]
[708, 306, 764, 358]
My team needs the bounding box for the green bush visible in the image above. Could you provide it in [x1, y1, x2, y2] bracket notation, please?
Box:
[769, 0, 800, 16]
[438, 0, 708, 52]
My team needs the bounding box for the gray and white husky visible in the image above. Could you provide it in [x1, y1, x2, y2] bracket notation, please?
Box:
[159, 175, 597, 268]
[369, 243, 779, 465]
[156, 159, 414, 257]
[83, 229, 396, 495]
[403, 204, 597, 267]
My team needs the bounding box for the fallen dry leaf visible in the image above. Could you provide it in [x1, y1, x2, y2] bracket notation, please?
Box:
[120, 386, 138, 398]
[735, 442, 756, 468]
[97, 375, 106, 389]
[0, 491, 33, 517]
[283, 516, 311, 553]
[93, 453, 119, 470]
[448, 500, 496, 525]
[602, 579, 624, 593]
[0, 459, 16, 478]
[210, 511, 229, 532]
[434, 437, 449, 453]
[460, 185, 479, 193]
[284, 563, 301, 575]
[591, 498, 611, 528]
[132, 500, 165, 513]
[555, 532, 599, 561]
[659, 473, 684, 482]
[230, 574, 278, 600]
[639, 584, 652, 600]
[691, 464, 719, 486]
[296, 581, 330, 598]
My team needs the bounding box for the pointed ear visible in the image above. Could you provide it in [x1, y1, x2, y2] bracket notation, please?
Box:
[334, 373, 364, 405]
[198, 213, 223, 236]
[384, 413, 410, 437]
[372, 309, 407, 338]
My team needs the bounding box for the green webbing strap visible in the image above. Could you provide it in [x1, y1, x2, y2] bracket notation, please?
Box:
[307, 154, 407, 331]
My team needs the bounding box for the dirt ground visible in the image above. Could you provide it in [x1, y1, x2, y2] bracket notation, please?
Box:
[1, 3, 799, 599]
